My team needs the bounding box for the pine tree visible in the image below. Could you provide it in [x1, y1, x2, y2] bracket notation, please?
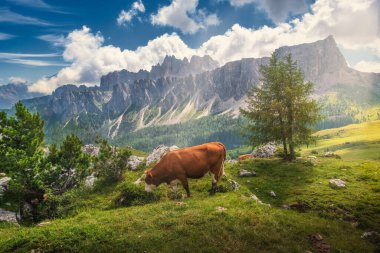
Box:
[0, 102, 46, 221]
[241, 53, 321, 160]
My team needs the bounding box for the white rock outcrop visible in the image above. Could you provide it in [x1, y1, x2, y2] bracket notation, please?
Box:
[146, 145, 179, 166]
[127, 155, 145, 171]
[251, 142, 276, 158]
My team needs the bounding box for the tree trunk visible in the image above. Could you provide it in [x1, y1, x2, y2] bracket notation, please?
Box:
[289, 144, 295, 160]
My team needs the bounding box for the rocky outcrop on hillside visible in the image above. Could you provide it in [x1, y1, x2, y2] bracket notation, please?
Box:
[146, 145, 179, 166]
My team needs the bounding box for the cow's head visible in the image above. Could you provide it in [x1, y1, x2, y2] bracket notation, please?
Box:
[144, 169, 157, 192]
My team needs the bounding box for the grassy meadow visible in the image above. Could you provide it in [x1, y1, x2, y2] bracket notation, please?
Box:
[1, 121, 380, 252]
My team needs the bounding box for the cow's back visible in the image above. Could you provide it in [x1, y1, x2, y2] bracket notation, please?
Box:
[163, 142, 225, 178]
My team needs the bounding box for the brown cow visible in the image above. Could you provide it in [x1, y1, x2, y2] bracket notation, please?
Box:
[238, 154, 252, 161]
[144, 142, 226, 197]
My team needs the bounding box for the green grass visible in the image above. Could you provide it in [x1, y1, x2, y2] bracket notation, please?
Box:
[1, 157, 379, 252]
[304, 120, 380, 160]
[1, 121, 380, 252]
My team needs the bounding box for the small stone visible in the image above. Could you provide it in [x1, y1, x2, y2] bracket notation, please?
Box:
[84, 173, 97, 188]
[329, 179, 346, 188]
[324, 151, 335, 157]
[239, 169, 257, 177]
[361, 231, 380, 241]
[269, 191, 277, 198]
[216, 206, 227, 212]
[37, 221, 51, 227]
[307, 155, 317, 159]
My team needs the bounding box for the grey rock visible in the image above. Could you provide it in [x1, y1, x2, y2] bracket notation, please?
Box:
[0, 172, 6, 177]
[82, 144, 100, 156]
[84, 173, 97, 188]
[324, 151, 335, 157]
[127, 155, 145, 171]
[361, 231, 380, 241]
[329, 179, 346, 188]
[239, 169, 257, 177]
[269, 191, 277, 198]
[0, 177, 11, 196]
[0, 208, 18, 223]
[146, 145, 179, 166]
[251, 142, 276, 158]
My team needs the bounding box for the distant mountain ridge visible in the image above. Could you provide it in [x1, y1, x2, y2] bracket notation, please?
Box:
[17, 36, 380, 148]
[0, 83, 43, 109]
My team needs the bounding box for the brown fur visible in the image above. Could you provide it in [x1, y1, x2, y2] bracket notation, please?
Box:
[238, 154, 252, 161]
[145, 142, 226, 197]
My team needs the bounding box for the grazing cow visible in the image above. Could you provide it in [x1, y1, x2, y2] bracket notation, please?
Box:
[144, 142, 226, 197]
[238, 154, 252, 161]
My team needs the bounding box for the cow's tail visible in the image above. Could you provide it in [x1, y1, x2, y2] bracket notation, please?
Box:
[219, 143, 226, 178]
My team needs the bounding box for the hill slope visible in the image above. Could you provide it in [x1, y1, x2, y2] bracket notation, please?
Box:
[1, 123, 380, 252]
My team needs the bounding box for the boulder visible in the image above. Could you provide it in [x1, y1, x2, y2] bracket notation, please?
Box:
[324, 151, 335, 157]
[361, 231, 380, 241]
[82, 144, 100, 156]
[84, 173, 97, 188]
[0, 177, 11, 196]
[127, 155, 145, 171]
[0, 208, 18, 224]
[251, 142, 276, 158]
[329, 179, 346, 188]
[239, 169, 257, 177]
[307, 155, 317, 159]
[0, 172, 7, 177]
[146, 145, 179, 166]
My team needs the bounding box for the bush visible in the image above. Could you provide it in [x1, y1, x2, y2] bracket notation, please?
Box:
[94, 138, 132, 181]
[116, 183, 160, 207]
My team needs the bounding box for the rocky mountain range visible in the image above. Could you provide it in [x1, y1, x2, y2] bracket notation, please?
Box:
[15, 36, 380, 148]
[0, 82, 43, 109]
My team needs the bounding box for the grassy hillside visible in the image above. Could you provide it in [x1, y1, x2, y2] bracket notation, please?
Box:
[305, 120, 380, 160]
[1, 121, 380, 252]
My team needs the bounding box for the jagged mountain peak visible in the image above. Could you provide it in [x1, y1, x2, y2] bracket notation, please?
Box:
[275, 35, 348, 85]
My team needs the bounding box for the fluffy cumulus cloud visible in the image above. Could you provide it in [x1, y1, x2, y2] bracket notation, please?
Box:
[29, 0, 380, 93]
[117, 0, 145, 26]
[151, 0, 220, 34]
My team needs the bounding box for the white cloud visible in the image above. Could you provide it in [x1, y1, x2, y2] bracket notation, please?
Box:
[0, 32, 14, 40]
[28, 26, 195, 93]
[228, 0, 308, 23]
[0, 7, 54, 26]
[6, 0, 71, 14]
[8, 76, 27, 84]
[37, 34, 66, 46]
[28, 0, 380, 93]
[117, 0, 145, 26]
[151, 0, 220, 34]
[0, 52, 64, 66]
[354, 61, 380, 73]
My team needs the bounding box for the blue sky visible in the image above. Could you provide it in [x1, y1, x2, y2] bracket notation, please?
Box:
[0, 0, 379, 93]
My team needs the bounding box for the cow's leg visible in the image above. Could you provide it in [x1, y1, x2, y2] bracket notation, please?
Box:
[179, 177, 191, 197]
[170, 179, 180, 199]
[209, 160, 224, 195]
[209, 173, 218, 195]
